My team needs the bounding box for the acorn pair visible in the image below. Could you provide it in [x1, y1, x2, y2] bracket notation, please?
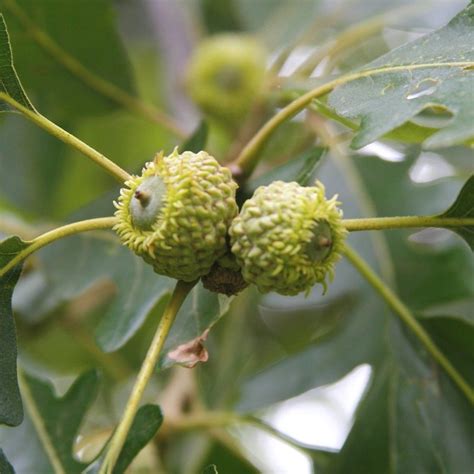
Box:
[114, 150, 347, 296]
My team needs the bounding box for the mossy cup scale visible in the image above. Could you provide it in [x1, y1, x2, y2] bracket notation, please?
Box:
[114, 149, 239, 282]
[230, 181, 347, 295]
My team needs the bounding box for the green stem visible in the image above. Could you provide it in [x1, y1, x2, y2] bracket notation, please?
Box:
[4, 0, 186, 139]
[231, 60, 474, 179]
[18, 369, 65, 474]
[99, 280, 196, 474]
[167, 411, 319, 457]
[0, 217, 117, 278]
[0, 93, 130, 182]
[343, 216, 474, 232]
[294, 3, 423, 77]
[310, 99, 358, 131]
[343, 244, 474, 404]
[308, 112, 395, 284]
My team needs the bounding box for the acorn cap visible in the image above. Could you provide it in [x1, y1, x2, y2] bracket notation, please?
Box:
[114, 148, 239, 282]
[230, 180, 347, 295]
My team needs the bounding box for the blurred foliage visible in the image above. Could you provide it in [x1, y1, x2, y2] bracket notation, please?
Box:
[0, 0, 473, 473]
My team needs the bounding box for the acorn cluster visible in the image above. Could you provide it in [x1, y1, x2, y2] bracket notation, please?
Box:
[114, 149, 346, 296]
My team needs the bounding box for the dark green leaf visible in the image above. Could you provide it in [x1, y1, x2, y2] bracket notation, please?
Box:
[330, 364, 391, 474]
[418, 299, 474, 384]
[0, 448, 14, 474]
[85, 404, 163, 474]
[0, 115, 66, 218]
[0, 14, 34, 111]
[242, 147, 324, 201]
[24, 233, 174, 352]
[0, 236, 28, 426]
[329, 4, 474, 149]
[200, 441, 258, 474]
[182, 121, 209, 153]
[12, 234, 231, 363]
[353, 153, 474, 309]
[1, 0, 135, 119]
[200, 0, 242, 34]
[237, 293, 383, 412]
[0, 111, 173, 221]
[333, 319, 474, 473]
[0, 370, 99, 473]
[439, 175, 474, 250]
[202, 464, 219, 474]
[114, 404, 162, 474]
[235, 156, 387, 411]
[419, 297, 474, 326]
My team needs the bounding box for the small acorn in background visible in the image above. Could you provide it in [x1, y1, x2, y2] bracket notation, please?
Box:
[114, 148, 238, 282]
[230, 181, 347, 296]
[186, 34, 267, 124]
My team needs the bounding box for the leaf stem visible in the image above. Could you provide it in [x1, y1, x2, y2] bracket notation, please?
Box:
[3, 0, 186, 139]
[293, 3, 424, 77]
[166, 411, 321, 457]
[343, 244, 474, 404]
[18, 369, 65, 474]
[0, 217, 117, 279]
[343, 216, 474, 231]
[99, 280, 196, 474]
[0, 93, 131, 182]
[231, 60, 474, 179]
[308, 112, 395, 284]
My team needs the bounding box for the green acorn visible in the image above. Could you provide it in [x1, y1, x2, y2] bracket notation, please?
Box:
[186, 34, 267, 124]
[114, 148, 238, 282]
[229, 181, 347, 296]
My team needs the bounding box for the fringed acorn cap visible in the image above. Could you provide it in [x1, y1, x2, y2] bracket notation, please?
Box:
[229, 180, 347, 295]
[114, 148, 239, 282]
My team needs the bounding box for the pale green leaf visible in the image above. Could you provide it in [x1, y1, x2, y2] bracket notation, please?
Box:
[329, 4, 474, 149]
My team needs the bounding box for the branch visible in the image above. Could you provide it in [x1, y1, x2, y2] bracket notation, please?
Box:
[0, 217, 117, 279]
[231, 60, 474, 180]
[99, 280, 196, 474]
[343, 216, 474, 232]
[4, 0, 186, 139]
[0, 93, 131, 182]
[343, 244, 474, 404]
